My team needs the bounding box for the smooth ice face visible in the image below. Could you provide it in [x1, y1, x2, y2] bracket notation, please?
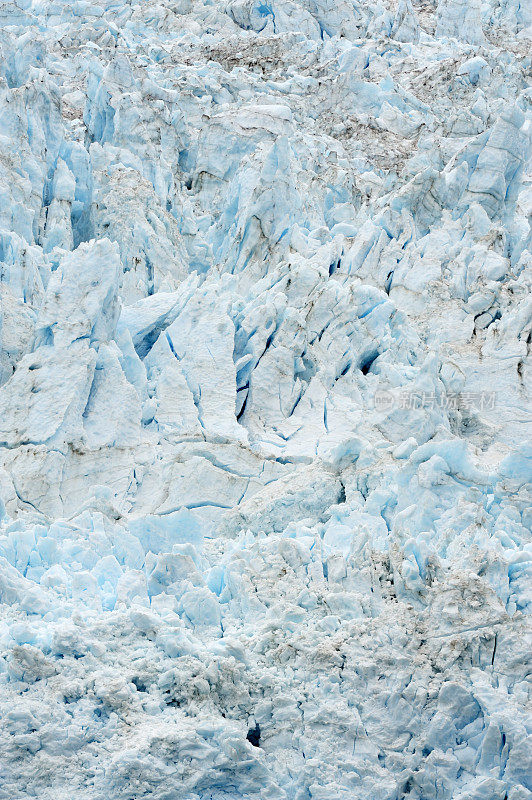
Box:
[0, 1, 530, 799]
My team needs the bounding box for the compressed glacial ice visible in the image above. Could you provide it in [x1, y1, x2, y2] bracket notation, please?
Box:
[0, 0, 530, 798]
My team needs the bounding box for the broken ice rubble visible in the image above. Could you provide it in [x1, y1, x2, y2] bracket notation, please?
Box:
[0, 0, 530, 798]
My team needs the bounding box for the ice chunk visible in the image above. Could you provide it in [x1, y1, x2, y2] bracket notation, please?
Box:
[36, 238, 121, 348]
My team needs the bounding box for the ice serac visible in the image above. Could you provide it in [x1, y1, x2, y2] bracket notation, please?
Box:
[36, 238, 121, 348]
[391, 0, 420, 44]
[435, 0, 486, 45]
[0, 0, 530, 799]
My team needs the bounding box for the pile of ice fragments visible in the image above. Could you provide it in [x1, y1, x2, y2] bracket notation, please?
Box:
[0, 0, 530, 797]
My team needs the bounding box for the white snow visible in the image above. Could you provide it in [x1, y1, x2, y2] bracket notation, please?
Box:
[0, 0, 530, 798]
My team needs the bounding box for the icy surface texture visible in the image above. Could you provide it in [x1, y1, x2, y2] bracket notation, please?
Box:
[0, 0, 531, 798]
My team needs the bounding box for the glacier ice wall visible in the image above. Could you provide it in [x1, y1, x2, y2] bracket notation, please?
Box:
[0, 0, 530, 798]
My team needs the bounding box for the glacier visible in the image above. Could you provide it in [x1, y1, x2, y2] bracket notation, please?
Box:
[0, 0, 531, 798]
